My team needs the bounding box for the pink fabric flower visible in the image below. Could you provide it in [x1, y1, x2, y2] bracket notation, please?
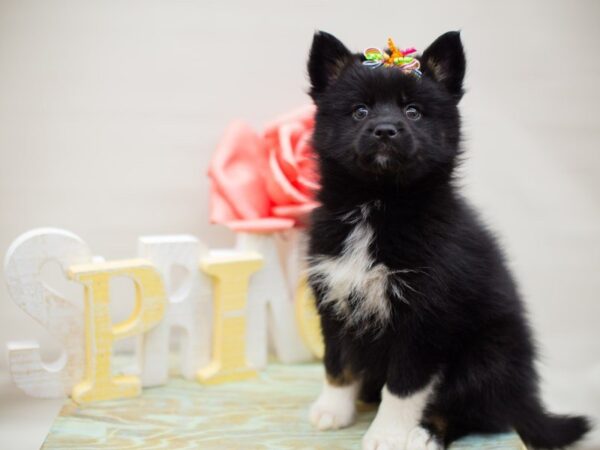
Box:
[208, 105, 319, 233]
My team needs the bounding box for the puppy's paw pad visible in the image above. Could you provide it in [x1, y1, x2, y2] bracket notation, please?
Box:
[309, 399, 355, 430]
[407, 427, 442, 450]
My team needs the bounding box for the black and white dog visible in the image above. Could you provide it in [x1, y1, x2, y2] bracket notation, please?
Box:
[305, 31, 590, 450]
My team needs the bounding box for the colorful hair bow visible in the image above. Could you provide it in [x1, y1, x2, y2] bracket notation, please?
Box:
[363, 37, 422, 77]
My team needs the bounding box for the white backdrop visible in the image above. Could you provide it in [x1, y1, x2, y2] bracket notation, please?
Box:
[0, 1, 599, 449]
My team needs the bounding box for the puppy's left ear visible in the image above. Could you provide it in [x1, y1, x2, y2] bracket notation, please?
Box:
[308, 31, 353, 98]
[421, 31, 466, 99]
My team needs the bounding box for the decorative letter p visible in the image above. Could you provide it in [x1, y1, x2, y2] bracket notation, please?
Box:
[68, 259, 166, 403]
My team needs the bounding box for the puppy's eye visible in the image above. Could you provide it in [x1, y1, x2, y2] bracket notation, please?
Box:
[352, 105, 369, 121]
[404, 104, 422, 121]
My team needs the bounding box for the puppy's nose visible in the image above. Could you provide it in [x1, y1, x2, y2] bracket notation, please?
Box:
[372, 123, 399, 139]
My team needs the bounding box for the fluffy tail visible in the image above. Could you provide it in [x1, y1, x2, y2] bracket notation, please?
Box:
[515, 407, 591, 449]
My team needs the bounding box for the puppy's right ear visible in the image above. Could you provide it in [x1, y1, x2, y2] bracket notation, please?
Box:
[308, 31, 352, 98]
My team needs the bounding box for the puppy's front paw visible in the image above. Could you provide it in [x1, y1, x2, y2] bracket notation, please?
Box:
[406, 427, 442, 450]
[363, 426, 439, 450]
[362, 427, 409, 450]
[308, 385, 357, 430]
[309, 396, 356, 430]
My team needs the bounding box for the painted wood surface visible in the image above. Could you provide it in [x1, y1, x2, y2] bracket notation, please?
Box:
[68, 259, 167, 403]
[236, 231, 312, 367]
[295, 274, 324, 359]
[137, 235, 213, 387]
[197, 251, 263, 384]
[4, 228, 93, 398]
[42, 363, 527, 450]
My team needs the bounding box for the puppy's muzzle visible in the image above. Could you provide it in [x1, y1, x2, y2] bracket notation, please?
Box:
[358, 121, 416, 173]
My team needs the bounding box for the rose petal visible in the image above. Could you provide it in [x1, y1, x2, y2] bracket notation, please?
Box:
[209, 180, 241, 224]
[225, 218, 295, 233]
[296, 175, 320, 194]
[272, 202, 319, 229]
[209, 105, 320, 230]
[265, 145, 311, 206]
[272, 202, 319, 220]
[263, 105, 319, 206]
[271, 122, 303, 182]
[208, 121, 271, 223]
[294, 131, 320, 193]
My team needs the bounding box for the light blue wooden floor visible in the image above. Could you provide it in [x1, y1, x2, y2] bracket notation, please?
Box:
[42, 363, 526, 449]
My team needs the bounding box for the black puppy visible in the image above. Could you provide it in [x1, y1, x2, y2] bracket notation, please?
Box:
[306, 30, 590, 450]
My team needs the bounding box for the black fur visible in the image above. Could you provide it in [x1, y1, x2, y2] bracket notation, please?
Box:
[306, 30, 590, 448]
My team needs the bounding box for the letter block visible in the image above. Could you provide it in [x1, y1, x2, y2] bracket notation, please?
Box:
[197, 251, 263, 384]
[4, 228, 93, 398]
[294, 275, 324, 359]
[137, 235, 213, 387]
[68, 259, 166, 403]
[235, 232, 311, 368]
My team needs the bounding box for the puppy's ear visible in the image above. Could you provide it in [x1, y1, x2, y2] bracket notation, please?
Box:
[421, 31, 466, 99]
[308, 31, 353, 98]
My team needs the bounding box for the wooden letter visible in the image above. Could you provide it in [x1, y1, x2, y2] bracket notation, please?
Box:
[4, 228, 93, 398]
[137, 235, 213, 387]
[197, 251, 262, 384]
[294, 275, 324, 359]
[68, 259, 166, 403]
[235, 232, 311, 368]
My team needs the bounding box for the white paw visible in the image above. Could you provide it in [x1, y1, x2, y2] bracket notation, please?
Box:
[363, 426, 439, 450]
[407, 427, 442, 450]
[308, 384, 357, 430]
[309, 396, 356, 430]
[362, 427, 410, 450]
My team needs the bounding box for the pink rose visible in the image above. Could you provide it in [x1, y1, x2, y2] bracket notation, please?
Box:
[208, 105, 319, 232]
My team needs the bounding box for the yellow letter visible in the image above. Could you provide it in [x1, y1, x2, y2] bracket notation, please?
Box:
[197, 252, 263, 384]
[295, 275, 324, 359]
[68, 259, 166, 403]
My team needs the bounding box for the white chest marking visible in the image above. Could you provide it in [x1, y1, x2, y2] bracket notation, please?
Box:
[308, 212, 404, 327]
